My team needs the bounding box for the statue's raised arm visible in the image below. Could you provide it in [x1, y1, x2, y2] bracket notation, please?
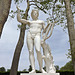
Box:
[16, 6, 30, 25]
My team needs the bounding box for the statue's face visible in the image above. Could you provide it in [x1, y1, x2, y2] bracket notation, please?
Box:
[31, 10, 39, 20]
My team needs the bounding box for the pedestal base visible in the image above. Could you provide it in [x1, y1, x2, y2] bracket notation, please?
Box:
[20, 73, 60, 75]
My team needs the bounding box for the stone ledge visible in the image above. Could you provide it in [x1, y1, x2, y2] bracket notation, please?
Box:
[20, 73, 60, 75]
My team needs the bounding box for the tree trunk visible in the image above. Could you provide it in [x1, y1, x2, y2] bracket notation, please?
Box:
[0, 0, 11, 37]
[10, 1, 30, 75]
[64, 0, 75, 74]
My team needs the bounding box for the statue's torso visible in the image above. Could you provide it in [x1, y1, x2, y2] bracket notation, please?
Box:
[29, 20, 43, 34]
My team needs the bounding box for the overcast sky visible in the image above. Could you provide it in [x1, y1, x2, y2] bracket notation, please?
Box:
[0, 0, 71, 71]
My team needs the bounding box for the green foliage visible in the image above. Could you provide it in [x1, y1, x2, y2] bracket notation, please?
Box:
[57, 70, 74, 75]
[7, 69, 11, 72]
[28, 65, 32, 72]
[22, 69, 27, 72]
[71, 0, 75, 4]
[14, 0, 26, 3]
[0, 71, 74, 75]
[36, 70, 41, 73]
[55, 65, 60, 71]
[66, 49, 72, 59]
[43, 66, 46, 71]
[56, 5, 62, 8]
[18, 24, 22, 29]
[0, 67, 6, 72]
[72, 0, 75, 1]
[9, 10, 17, 18]
[60, 61, 74, 71]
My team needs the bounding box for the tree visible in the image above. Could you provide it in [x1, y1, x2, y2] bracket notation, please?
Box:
[0, 0, 11, 37]
[0, 67, 6, 72]
[10, 0, 30, 75]
[60, 61, 74, 71]
[54, 0, 75, 73]
[64, 0, 75, 74]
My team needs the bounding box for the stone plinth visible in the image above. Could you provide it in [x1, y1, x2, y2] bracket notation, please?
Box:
[20, 73, 60, 75]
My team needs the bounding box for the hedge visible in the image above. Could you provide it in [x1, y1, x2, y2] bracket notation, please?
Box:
[0, 71, 74, 75]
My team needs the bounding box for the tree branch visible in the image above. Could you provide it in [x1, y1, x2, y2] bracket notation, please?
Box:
[29, 3, 47, 13]
[29, 3, 36, 6]
[35, 4, 47, 13]
[29, 1, 40, 3]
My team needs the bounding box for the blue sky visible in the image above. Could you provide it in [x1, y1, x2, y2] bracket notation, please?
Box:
[0, 0, 71, 71]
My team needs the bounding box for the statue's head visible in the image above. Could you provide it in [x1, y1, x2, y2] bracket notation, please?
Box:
[31, 9, 39, 20]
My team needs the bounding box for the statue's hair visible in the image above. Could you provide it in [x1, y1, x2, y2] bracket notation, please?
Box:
[31, 9, 39, 18]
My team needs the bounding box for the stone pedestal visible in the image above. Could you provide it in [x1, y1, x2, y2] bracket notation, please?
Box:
[20, 73, 60, 75]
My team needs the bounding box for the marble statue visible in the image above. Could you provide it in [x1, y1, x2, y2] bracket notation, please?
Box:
[41, 21, 56, 73]
[17, 6, 56, 73]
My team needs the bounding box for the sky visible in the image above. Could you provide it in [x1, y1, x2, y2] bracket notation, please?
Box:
[0, 0, 71, 71]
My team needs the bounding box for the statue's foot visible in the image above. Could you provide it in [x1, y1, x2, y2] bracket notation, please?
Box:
[41, 69, 47, 73]
[48, 69, 56, 73]
[29, 70, 36, 73]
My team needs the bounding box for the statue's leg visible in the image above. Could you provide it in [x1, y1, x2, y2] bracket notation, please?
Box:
[27, 32, 36, 73]
[34, 34, 46, 73]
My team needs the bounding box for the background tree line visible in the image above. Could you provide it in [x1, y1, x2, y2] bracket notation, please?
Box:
[0, 63, 74, 73]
